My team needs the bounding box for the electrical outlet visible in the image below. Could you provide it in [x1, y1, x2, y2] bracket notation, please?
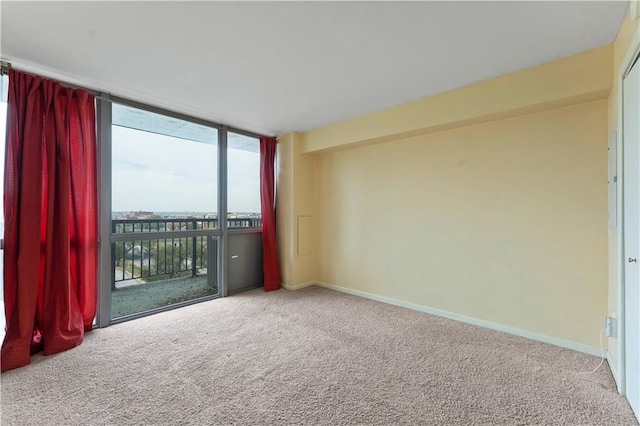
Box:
[605, 316, 618, 338]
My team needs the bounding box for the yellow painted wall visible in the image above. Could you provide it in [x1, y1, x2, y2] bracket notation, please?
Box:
[276, 46, 618, 352]
[276, 132, 315, 288]
[607, 11, 640, 377]
[276, 133, 295, 286]
[313, 101, 608, 348]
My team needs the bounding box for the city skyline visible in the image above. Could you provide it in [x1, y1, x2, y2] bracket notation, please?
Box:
[111, 210, 261, 219]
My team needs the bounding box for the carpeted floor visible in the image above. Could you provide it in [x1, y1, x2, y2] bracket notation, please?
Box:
[1, 286, 637, 425]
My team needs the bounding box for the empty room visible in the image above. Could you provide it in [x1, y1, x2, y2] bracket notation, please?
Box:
[2, 1, 640, 424]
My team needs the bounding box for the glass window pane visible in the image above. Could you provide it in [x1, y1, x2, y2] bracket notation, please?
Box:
[0, 75, 7, 226]
[0, 74, 7, 308]
[110, 103, 219, 320]
[111, 236, 218, 318]
[227, 132, 261, 228]
[1, 73, 8, 102]
[111, 104, 218, 225]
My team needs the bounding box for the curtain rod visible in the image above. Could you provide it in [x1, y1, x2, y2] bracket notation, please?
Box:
[1, 60, 10, 76]
[0, 59, 274, 139]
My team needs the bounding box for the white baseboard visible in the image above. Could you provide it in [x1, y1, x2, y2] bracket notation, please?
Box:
[314, 281, 601, 357]
[607, 350, 622, 393]
[282, 281, 315, 291]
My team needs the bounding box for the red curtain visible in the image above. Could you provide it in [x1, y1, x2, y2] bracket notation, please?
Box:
[2, 69, 98, 371]
[259, 137, 281, 291]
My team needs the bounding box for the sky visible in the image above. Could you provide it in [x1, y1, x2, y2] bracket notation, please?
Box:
[112, 125, 261, 213]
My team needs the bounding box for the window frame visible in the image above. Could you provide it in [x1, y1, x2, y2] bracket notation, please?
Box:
[96, 94, 265, 327]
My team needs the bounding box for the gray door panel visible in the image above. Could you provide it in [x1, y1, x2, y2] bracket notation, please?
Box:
[227, 233, 263, 292]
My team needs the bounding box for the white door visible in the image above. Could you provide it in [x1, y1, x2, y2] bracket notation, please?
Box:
[624, 55, 640, 419]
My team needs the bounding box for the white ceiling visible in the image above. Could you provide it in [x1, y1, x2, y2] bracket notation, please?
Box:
[0, 1, 628, 136]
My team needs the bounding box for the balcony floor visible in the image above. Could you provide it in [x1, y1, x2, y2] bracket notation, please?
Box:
[111, 274, 217, 319]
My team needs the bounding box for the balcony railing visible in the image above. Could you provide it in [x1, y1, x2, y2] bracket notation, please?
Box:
[112, 217, 262, 234]
[111, 217, 261, 287]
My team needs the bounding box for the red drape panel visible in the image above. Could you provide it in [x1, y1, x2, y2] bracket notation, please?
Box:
[2, 69, 97, 372]
[259, 137, 281, 291]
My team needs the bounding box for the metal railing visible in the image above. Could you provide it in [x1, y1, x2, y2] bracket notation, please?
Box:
[112, 217, 263, 234]
[111, 217, 261, 287]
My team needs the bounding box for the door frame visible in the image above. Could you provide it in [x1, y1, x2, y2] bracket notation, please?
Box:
[617, 25, 640, 396]
[96, 97, 226, 326]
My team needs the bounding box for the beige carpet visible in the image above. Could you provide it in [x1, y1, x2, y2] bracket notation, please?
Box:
[1, 286, 636, 425]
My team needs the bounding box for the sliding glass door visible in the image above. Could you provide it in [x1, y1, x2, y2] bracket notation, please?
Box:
[108, 103, 222, 321]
